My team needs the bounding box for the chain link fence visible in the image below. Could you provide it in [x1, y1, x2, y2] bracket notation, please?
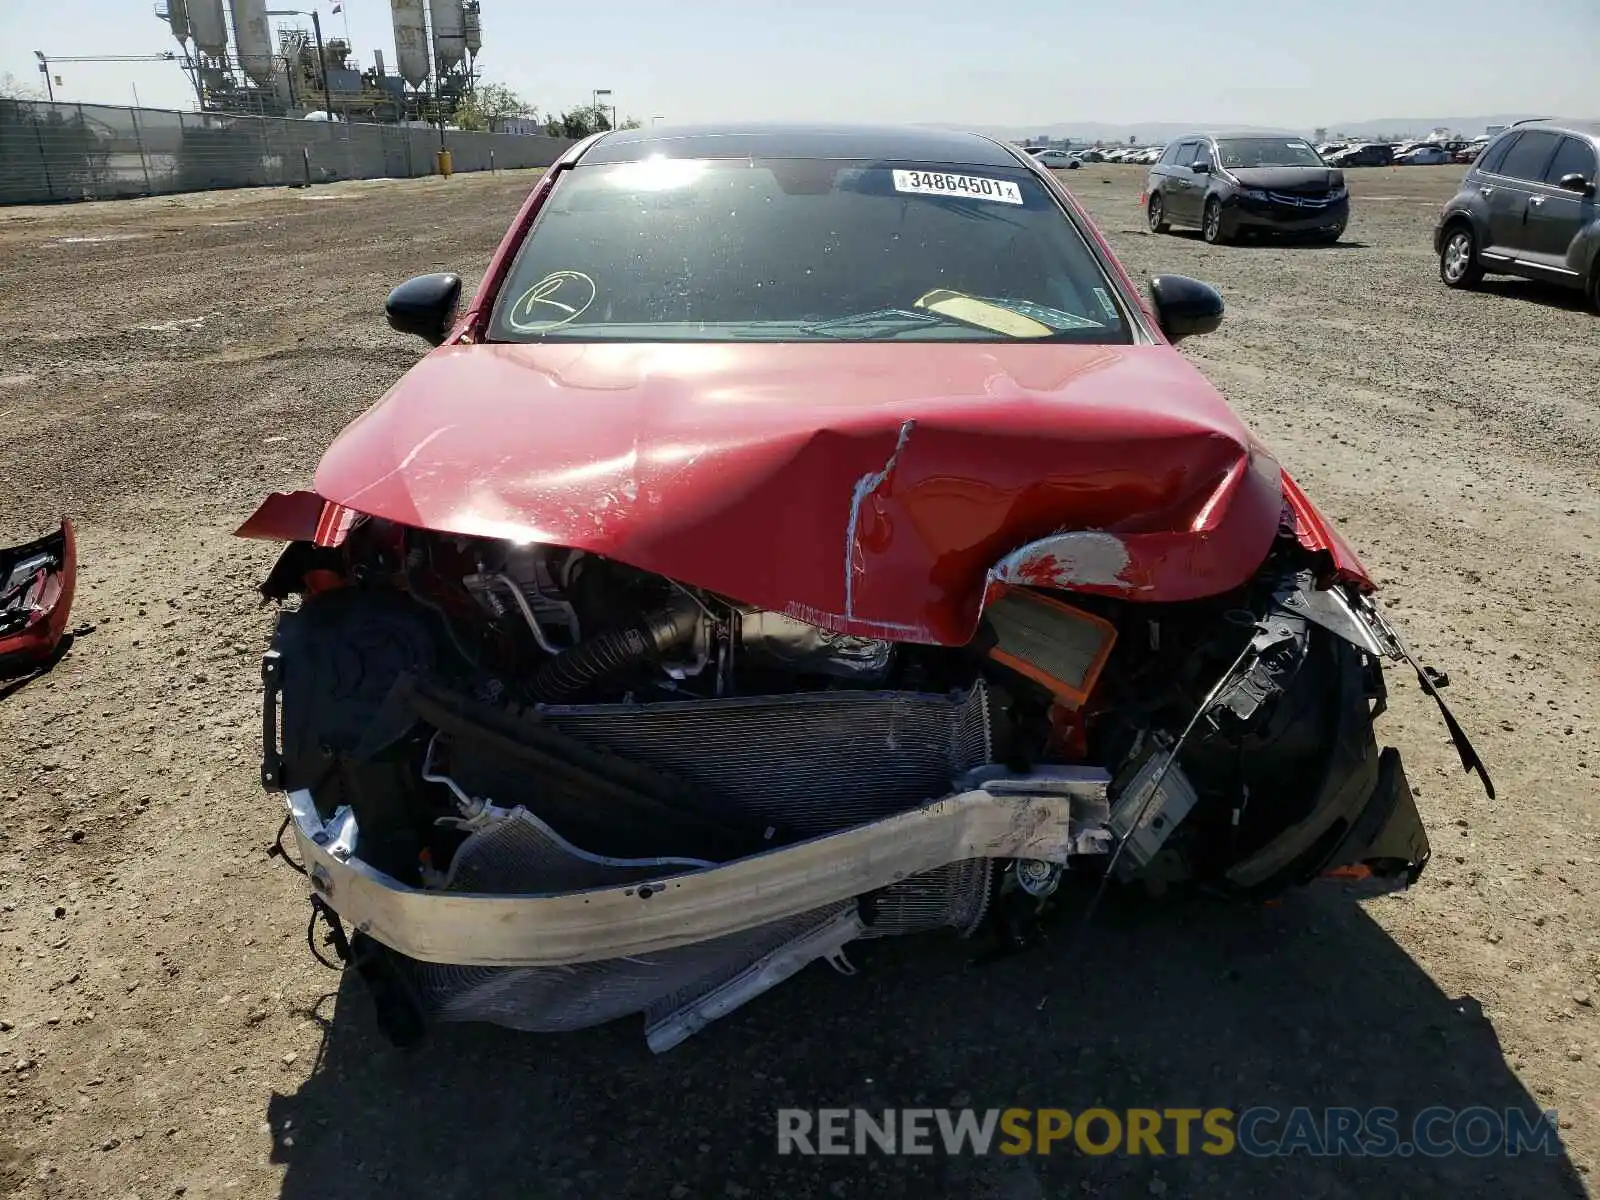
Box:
[0, 99, 575, 205]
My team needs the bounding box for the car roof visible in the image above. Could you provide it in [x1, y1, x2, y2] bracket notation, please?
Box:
[579, 122, 1023, 166]
[1509, 119, 1600, 141]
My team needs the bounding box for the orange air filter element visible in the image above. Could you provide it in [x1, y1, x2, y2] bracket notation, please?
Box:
[982, 585, 1118, 709]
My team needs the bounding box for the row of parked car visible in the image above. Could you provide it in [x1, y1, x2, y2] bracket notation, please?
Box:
[1315, 136, 1491, 168]
[1028, 136, 1493, 172]
[1022, 145, 1165, 168]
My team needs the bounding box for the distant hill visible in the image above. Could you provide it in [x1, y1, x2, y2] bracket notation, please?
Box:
[924, 121, 1293, 144]
[928, 114, 1574, 144]
[1327, 114, 1558, 137]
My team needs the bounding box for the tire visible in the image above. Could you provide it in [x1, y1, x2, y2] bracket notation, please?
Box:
[1439, 223, 1484, 288]
[1202, 196, 1227, 244]
[1147, 192, 1170, 234]
[1588, 265, 1600, 316]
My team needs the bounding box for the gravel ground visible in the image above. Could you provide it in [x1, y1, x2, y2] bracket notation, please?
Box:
[1, 162, 1597, 1200]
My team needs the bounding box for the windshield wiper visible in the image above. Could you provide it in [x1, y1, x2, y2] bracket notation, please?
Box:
[797, 296, 1104, 341]
[962, 295, 1105, 330]
[796, 308, 961, 339]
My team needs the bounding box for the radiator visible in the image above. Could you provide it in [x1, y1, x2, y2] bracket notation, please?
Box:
[535, 684, 994, 833]
[391, 685, 999, 1047]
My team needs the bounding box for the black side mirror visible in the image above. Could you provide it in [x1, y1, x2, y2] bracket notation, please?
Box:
[1557, 172, 1596, 197]
[1149, 275, 1224, 342]
[386, 273, 463, 346]
[1190, 161, 1211, 174]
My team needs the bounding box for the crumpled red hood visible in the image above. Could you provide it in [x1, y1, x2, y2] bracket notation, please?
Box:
[314, 341, 1286, 644]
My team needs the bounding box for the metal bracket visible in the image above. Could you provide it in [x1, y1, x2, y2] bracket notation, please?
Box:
[260, 649, 284, 792]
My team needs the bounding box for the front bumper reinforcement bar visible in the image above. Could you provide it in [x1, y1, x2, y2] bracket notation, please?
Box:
[284, 769, 1109, 969]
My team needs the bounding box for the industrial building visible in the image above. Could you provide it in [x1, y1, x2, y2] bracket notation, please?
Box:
[152, 0, 484, 123]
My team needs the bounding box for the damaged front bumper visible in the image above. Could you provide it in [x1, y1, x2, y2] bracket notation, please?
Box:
[288, 768, 1111, 1051]
[0, 518, 77, 675]
[265, 571, 1465, 1051]
[284, 768, 1113, 968]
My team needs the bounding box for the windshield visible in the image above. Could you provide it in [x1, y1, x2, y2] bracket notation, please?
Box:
[486, 157, 1133, 343]
[1215, 138, 1326, 169]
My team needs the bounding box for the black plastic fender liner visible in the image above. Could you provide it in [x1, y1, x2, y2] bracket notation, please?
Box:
[1218, 631, 1394, 895]
[266, 588, 442, 793]
[1320, 747, 1430, 885]
[262, 589, 445, 879]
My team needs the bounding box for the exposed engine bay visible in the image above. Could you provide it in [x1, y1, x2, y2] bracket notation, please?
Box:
[261, 508, 1488, 1051]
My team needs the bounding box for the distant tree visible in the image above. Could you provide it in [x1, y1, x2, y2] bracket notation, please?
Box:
[544, 104, 612, 138]
[0, 72, 43, 101]
[454, 81, 536, 133]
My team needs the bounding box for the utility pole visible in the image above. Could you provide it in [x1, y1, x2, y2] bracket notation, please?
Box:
[33, 51, 55, 102]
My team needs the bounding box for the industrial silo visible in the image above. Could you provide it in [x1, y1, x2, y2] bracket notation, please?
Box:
[430, 0, 465, 71]
[166, 0, 191, 42]
[188, 0, 229, 57]
[390, 0, 430, 87]
[462, 1, 482, 58]
[230, 0, 275, 85]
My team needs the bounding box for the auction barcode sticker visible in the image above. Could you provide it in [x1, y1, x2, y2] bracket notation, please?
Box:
[892, 170, 1023, 204]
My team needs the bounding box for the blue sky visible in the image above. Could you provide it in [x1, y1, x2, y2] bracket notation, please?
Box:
[2, 0, 1595, 126]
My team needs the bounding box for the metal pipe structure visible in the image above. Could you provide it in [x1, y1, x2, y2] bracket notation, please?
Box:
[31, 50, 181, 104]
[312, 9, 331, 121]
[266, 8, 333, 120]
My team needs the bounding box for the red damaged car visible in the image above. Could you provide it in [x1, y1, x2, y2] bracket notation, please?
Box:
[240, 124, 1490, 1050]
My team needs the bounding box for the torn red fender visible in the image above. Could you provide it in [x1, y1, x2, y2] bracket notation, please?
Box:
[1279, 469, 1374, 590]
[235, 490, 357, 548]
[0, 517, 77, 674]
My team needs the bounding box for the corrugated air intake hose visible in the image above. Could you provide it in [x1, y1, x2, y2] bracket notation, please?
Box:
[531, 598, 702, 700]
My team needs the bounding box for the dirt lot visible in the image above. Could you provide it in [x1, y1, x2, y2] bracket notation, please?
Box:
[1, 161, 1598, 1200]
